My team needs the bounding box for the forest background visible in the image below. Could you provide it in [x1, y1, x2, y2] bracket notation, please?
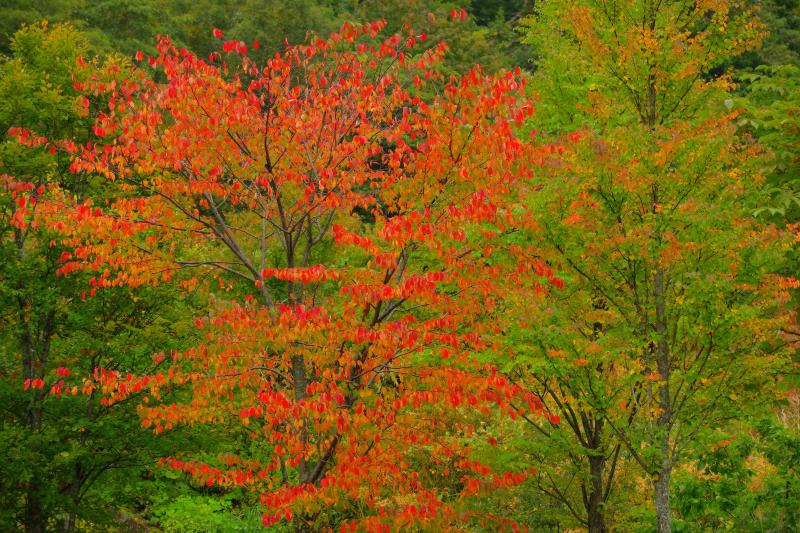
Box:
[0, 0, 799, 532]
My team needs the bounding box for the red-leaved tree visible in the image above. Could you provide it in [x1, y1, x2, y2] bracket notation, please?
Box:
[21, 21, 559, 531]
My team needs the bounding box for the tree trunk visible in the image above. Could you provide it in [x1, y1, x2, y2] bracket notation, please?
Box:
[22, 330, 47, 533]
[61, 464, 84, 533]
[654, 458, 672, 533]
[291, 354, 309, 483]
[586, 454, 607, 533]
[63, 510, 76, 533]
[23, 390, 47, 533]
[653, 265, 672, 533]
[24, 489, 45, 533]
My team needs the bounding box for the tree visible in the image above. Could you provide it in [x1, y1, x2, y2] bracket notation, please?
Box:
[0, 22, 203, 532]
[495, 269, 638, 532]
[40, 21, 551, 531]
[514, 1, 793, 531]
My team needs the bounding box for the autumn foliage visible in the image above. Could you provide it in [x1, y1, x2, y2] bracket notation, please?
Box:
[11, 20, 564, 530]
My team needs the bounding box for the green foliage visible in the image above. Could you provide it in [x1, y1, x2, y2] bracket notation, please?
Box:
[0, 22, 210, 531]
[0, 22, 88, 180]
[735, 0, 800, 69]
[0, 0, 534, 73]
[673, 417, 800, 531]
[732, 64, 800, 223]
